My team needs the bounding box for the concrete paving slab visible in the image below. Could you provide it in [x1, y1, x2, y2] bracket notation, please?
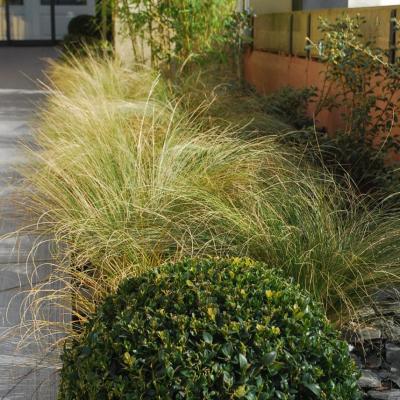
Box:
[0, 262, 54, 292]
[0, 47, 59, 90]
[0, 121, 30, 140]
[0, 147, 28, 168]
[0, 271, 64, 400]
[0, 187, 26, 235]
[0, 47, 61, 400]
[0, 235, 54, 264]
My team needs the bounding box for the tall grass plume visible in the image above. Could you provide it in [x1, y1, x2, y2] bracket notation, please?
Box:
[20, 54, 400, 341]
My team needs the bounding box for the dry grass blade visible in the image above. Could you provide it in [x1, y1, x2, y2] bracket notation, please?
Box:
[17, 53, 400, 345]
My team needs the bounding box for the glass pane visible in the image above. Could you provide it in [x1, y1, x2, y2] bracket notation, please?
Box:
[9, 5, 26, 40]
[10, 1, 52, 40]
[54, 0, 94, 40]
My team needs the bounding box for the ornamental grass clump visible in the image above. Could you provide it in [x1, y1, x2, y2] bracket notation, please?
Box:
[23, 54, 400, 338]
[58, 258, 361, 400]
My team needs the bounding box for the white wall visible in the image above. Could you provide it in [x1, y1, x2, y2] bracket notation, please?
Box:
[244, 0, 400, 13]
[349, 0, 400, 6]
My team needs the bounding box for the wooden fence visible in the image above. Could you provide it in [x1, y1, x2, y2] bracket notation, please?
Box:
[253, 6, 398, 61]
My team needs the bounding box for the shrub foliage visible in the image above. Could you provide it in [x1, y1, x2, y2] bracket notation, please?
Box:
[258, 15, 400, 205]
[59, 258, 361, 400]
[280, 128, 400, 205]
[67, 15, 100, 39]
[311, 14, 400, 203]
[261, 86, 317, 129]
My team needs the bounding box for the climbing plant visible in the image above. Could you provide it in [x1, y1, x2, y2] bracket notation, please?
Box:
[311, 14, 400, 152]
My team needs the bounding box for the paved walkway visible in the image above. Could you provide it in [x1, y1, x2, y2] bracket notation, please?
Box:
[0, 47, 61, 400]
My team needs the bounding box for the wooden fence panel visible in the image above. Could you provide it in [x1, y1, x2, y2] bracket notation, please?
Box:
[309, 7, 392, 57]
[253, 12, 292, 53]
[254, 6, 397, 60]
[309, 9, 341, 57]
[348, 7, 392, 52]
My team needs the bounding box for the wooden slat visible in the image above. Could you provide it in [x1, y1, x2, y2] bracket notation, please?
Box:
[310, 7, 392, 59]
[348, 7, 392, 53]
[292, 11, 309, 57]
[309, 8, 341, 57]
[253, 12, 292, 54]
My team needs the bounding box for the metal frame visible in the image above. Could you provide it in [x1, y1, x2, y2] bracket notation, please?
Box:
[1, 0, 57, 45]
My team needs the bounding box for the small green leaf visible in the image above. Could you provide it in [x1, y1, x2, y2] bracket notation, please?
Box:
[263, 351, 277, 366]
[238, 353, 249, 369]
[202, 332, 213, 344]
[234, 385, 247, 398]
[122, 352, 134, 367]
[304, 383, 321, 396]
[223, 370, 233, 387]
[222, 343, 232, 357]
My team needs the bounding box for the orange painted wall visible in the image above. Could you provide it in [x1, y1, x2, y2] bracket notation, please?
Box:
[244, 49, 400, 163]
[243, 50, 345, 133]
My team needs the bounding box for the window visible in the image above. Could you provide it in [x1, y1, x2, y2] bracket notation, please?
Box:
[41, 0, 87, 4]
[8, 0, 24, 4]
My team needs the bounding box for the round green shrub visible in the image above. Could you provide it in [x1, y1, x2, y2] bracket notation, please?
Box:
[59, 258, 361, 400]
[67, 15, 100, 39]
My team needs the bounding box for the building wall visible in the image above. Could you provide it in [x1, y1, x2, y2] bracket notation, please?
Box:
[302, 0, 348, 9]
[301, 0, 400, 10]
[248, 0, 292, 14]
[349, 0, 400, 7]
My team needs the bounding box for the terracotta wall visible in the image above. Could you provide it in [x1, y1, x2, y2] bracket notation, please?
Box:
[244, 49, 400, 163]
[244, 50, 344, 133]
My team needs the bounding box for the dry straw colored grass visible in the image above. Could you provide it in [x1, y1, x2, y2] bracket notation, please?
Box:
[20, 53, 400, 341]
